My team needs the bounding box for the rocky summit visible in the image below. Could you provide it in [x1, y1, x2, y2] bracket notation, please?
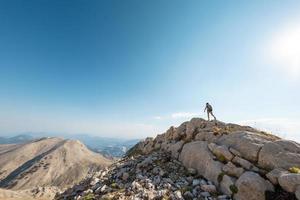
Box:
[57, 118, 300, 200]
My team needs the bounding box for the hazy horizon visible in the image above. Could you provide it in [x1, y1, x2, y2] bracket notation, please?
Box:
[0, 1, 299, 141]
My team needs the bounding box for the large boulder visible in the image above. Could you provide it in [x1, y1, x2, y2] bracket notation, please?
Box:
[278, 173, 300, 193]
[179, 141, 224, 185]
[235, 171, 274, 200]
[217, 131, 270, 162]
[258, 140, 300, 170]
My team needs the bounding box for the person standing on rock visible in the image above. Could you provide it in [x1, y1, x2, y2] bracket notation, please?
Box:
[204, 102, 216, 121]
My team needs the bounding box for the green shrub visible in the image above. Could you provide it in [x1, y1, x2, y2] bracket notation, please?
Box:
[229, 184, 238, 194]
[83, 193, 95, 200]
[218, 172, 225, 183]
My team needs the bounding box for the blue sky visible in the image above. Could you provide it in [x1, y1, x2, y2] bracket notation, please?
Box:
[0, 0, 300, 140]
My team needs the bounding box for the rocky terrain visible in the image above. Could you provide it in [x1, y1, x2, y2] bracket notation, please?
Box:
[0, 137, 112, 199]
[57, 118, 300, 200]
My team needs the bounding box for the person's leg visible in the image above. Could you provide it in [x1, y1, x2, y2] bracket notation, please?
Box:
[210, 112, 216, 120]
[207, 111, 210, 121]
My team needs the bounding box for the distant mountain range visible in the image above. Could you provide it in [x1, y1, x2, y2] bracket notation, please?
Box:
[0, 134, 140, 158]
[0, 135, 34, 144]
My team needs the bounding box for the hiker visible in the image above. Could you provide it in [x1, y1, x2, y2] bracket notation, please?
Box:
[204, 102, 216, 121]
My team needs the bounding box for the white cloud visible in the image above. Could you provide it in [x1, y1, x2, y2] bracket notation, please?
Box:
[267, 21, 300, 79]
[238, 118, 300, 143]
[171, 112, 198, 119]
[154, 112, 198, 120]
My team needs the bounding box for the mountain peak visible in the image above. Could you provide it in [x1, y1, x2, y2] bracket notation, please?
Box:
[58, 118, 299, 200]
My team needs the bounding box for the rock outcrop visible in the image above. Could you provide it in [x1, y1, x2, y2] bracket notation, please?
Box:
[57, 118, 300, 200]
[128, 118, 299, 200]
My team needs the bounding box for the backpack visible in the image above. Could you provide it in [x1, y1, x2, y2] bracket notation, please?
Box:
[207, 104, 213, 112]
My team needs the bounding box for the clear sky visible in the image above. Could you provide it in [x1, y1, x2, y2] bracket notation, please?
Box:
[0, 0, 299, 141]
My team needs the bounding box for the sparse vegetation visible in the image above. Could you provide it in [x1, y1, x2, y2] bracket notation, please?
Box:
[230, 184, 238, 194]
[289, 167, 300, 173]
[83, 193, 95, 200]
[218, 172, 225, 183]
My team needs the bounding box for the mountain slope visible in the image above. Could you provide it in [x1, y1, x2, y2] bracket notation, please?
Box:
[0, 137, 112, 191]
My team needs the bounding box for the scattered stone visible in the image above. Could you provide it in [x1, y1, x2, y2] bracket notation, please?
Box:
[201, 184, 217, 193]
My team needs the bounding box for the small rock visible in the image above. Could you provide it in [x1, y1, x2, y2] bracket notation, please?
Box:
[201, 185, 217, 193]
[192, 179, 201, 186]
[174, 190, 183, 199]
[183, 191, 194, 199]
[200, 191, 211, 197]
[122, 172, 130, 181]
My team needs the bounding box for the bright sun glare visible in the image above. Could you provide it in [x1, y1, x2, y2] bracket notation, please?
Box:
[269, 22, 300, 78]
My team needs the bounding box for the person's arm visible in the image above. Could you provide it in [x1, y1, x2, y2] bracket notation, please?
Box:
[204, 106, 207, 112]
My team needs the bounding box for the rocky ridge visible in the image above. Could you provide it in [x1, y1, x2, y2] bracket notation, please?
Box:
[57, 118, 300, 200]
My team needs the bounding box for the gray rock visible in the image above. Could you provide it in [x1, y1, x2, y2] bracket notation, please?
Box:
[222, 162, 244, 178]
[266, 168, 288, 185]
[200, 191, 211, 197]
[278, 173, 300, 193]
[200, 185, 217, 193]
[235, 171, 274, 200]
[208, 143, 234, 161]
[168, 141, 185, 159]
[217, 131, 269, 162]
[174, 190, 183, 199]
[179, 141, 224, 185]
[258, 140, 300, 170]
[192, 179, 201, 186]
[232, 156, 253, 170]
[220, 175, 236, 195]
[295, 185, 300, 200]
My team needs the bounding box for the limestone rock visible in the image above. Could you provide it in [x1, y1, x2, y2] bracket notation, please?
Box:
[172, 122, 187, 141]
[168, 141, 185, 159]
[217, 131, 269, 162]
[232, 156, 253, 170]
[220, 175, 236, 196]
[179, 141, 224, 185]
[185, 118, 206, 141]
[235, 171, 274, 200]
[258, 140, 300, 170]
[266, 168, 288, 185]
[201, 184, 217, 193]
[208, 143, 234, 161]
[278, 173, 300, 193]
[295, 185, 300, 200]
[222, 162, 244, 178]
